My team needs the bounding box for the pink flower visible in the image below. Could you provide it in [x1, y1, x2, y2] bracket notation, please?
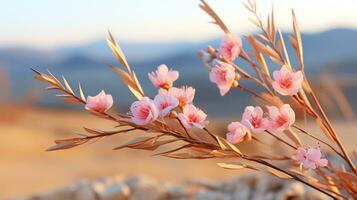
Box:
[130, 97, 159, 125]
[85, 90, 113, 112]
[153, 94, 179, 117]
[272, 66, 303, 96]
[148, 64, 179, 89]
[226, 122, 252, 144]
[218, 34, 242, 61]
[267, 104, 295, 131]
[241, 106, 268, 132]
[293, 147, 328, 169]
[160, 86, 195, 107]
[178, 104, 209, 129]
[209, 61, 236, 96]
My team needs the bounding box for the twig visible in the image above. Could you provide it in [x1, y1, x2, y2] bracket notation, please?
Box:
[265, 130, 297, 150]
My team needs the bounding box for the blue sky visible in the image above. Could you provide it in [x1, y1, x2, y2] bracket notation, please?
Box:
[1, 0, 357, 48]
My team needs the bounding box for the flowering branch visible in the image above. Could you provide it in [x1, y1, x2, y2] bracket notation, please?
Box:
[32, 0, 357, 198]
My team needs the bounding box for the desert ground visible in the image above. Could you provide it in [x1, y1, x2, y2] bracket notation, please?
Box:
[0, 106, 356, 199]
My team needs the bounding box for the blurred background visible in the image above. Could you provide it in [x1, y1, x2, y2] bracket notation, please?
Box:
[1, 0, 357, 199]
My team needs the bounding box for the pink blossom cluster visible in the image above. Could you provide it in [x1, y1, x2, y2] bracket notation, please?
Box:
[226, 104, 295, 144]
[130, 64, 208, 128]
[84, 65, 208, 129]
[198, 34, 242, 96]
[199, 33, 303, 97]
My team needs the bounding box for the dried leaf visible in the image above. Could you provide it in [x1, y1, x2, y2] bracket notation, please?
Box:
[113, 135, 176, 151]
[110, 64, 144, 99]
[164, 152, 214, 159]
[249, 18, 260, 28]
[217, 162, 246, 170]
[83, 127, 104, 135]
[214, 136, 242, 155]
[107, 31, 130, 71]
[62, 76, 74, 95]
[199, 0, 230, 34]
[78, 83, 86, 102]
[113, 136, 157, 150]
[128, 85, 144, 100]
[47, 138, 86, 151]
[278, 30, 291, 68]
[246, 35, 280, 60]
[271, 7, 276, 44]
[292, 10, 304, 70]
[256, 33, 269, 43]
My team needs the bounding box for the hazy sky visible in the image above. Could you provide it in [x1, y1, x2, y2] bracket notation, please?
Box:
[2, 0, 357, 48]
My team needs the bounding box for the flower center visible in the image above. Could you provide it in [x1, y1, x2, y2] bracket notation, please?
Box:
[160, 101, 170, 109]
[280, 76, 293, 89]
[276, 115, 288, 126]
[251, 116, 261, 128]
[219, 70, 229, 81]
[188, 113, 200, 123]
[138, 106, 150, 119]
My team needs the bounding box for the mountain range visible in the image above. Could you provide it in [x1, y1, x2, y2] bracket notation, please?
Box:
[1, 28, 357, 116]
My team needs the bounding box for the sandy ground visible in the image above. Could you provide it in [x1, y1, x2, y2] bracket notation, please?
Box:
[0, 107, 356, 199]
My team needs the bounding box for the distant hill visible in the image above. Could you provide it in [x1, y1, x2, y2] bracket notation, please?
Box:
[1, 28, 357, 116]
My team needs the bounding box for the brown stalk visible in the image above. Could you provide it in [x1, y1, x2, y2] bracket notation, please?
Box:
[265, 130, 296, 150]
[175, 117, 191, 139]
[308, 86, 357, 173]
[245, 157, 347, 199]
[292, 125, 344, 159]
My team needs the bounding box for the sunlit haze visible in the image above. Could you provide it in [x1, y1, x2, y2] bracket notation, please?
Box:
[1, 0, 357, 48]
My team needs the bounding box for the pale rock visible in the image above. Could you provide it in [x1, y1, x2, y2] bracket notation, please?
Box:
[252, 192, 276, 200]
[188, 178, 222, 190]
[232, 184, 251, 200]
[125, 176, 168, 200]
[255, 176, 282, 194]
[220, 175, 254, 193]
[161, 182, 192, 199]
[195, 191, 232, 200]
[71, 180, 97, 200]
[92, 178, 130, 200]
[275, 182, 305, 200]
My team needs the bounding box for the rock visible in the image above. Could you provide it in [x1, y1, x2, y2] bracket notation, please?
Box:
[16, 174, 337, 200]
[92, 178, 130, 200]
[251, 192, 276, 200]
[195, 191, 232, 200]
[22, 180, 96, 200]
[188, 178, 222, 190]
[160, 182, 192, 199]
[232, 184, 250, 200]
[220, 175, 255, 194]
[275, 182, 305, 200]
[71, 181, 97, 200]
[255, 176, 283, 194]
[125, 176, 168, 200]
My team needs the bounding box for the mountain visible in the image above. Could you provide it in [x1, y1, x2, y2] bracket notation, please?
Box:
[1, 28, 357, 116]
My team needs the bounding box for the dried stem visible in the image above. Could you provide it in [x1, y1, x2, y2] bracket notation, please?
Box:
[245, 156, 346, 199]
[265, 130, 296, 150]
[292, 125, 344, 159]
